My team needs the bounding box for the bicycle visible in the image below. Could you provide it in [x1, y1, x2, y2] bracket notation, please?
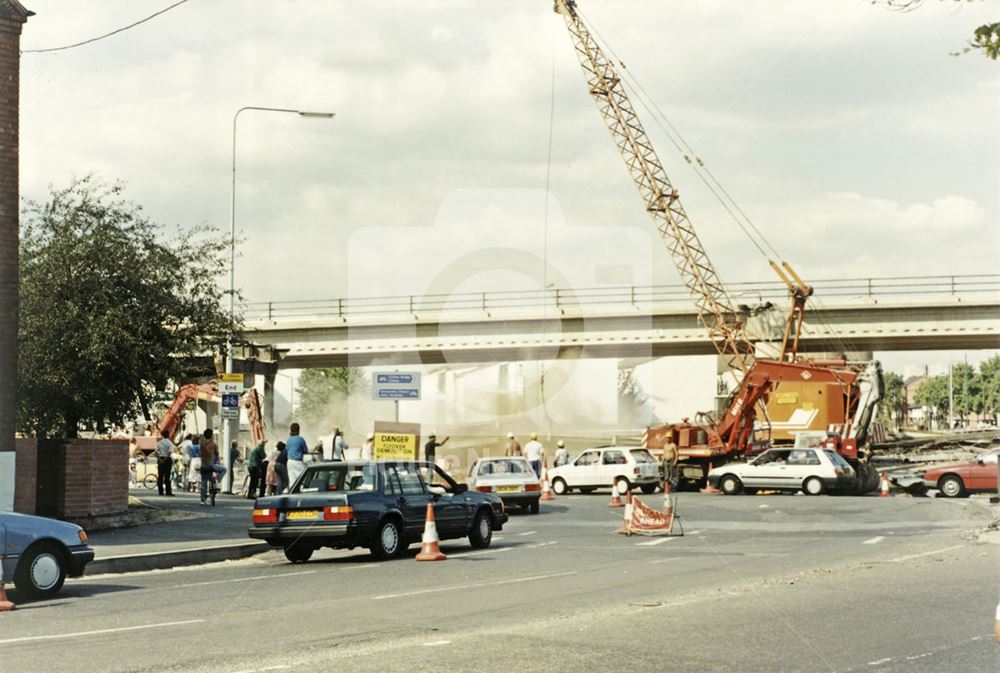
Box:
[129, 456, 158, 489]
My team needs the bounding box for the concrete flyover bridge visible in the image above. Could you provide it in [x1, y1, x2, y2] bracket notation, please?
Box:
[241, 274, 1000, 368]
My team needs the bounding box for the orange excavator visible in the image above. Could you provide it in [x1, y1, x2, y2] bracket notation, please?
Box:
[135, 382, 267, 451]
[554, 0, 883, 492]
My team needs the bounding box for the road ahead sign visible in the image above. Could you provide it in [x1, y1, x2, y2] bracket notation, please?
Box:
[372, 372, 421, 400]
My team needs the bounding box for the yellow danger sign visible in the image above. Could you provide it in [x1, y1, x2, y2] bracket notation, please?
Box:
[374, 433, 418, 461]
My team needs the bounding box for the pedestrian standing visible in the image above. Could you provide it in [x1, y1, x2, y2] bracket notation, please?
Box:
[199, 429, 220, 505]
[361, 432, 375, 460]
[554, 440, 569, 467]
[423, 431, 449, 473]
[187, 434, 202, 492]
[504, 432, 521, 457]
[333, 428, 348, 461]
[285, 423, 309, 489]
[272, 440, 288, 494]
[247, 439, 267, 499]
[154, 430, 175, 496]
[524, 432, 545, 478]
[661, 433, 679, 491]
[171, 443, 185, 490]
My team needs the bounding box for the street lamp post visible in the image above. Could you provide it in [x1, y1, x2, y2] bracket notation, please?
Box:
[223, 106, 335, 493]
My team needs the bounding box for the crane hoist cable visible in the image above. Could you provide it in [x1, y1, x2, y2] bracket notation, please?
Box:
[576, 7, 785, 265]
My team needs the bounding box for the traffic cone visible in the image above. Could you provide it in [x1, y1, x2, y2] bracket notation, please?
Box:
[880, 472, 891, 498]
[662, 480, 673, 511]
[415, 502, 447, 561]
[608, 481, 624, 507]
[700, 463, 721, 494]
[540, 468, 555, 501]
[617, 490, 633, 534]
[0, 583, 15, 612]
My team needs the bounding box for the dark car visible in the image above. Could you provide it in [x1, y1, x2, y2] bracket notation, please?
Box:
[248, 461, 508, 563]
[0, 512, 94, 599]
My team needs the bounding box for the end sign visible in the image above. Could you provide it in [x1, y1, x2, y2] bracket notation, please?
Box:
[373, 372, 421, 400]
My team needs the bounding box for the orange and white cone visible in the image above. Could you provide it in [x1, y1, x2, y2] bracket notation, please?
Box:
[540, 469, 555, 501]
[880, 472, 891, 498]
[608, 481, 625, 507]
[617, 490, 633, 535]
[415, 502, 447, 561]
[700, 463, 721, 494]
[0, 583, 15, 612]
[662, 480, 674, 512]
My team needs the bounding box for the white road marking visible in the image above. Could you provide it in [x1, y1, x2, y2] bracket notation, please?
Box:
[449, 540, 556, 559]
[0, 619, 205, 645]
[863, 536, 885, 545]
[758, 504, 769, 509]
[889, 544, 965, 563]
[636, 537, 675, 546]
[868, 657, 892, 666]
[176, 570, 315, 588]
[422, 640, 452, 647]
[518, 530, 537, 536]
[649, 557, 682, 564]
[373, 571, 577, 600]
[260, 667, 291, 671]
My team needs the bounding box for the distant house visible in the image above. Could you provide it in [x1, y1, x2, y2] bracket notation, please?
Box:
[903, 374, 930, 430]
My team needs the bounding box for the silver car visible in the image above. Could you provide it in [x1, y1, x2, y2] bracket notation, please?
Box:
[707, 447, 856, 496]
[1, 512, 94, 599]
[467, 457, 541, 514]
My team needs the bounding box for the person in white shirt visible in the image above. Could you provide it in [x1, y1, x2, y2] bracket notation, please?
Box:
[154, 431, 175, 496]
[362, 432, 375, 460]
[524, 432, 545, 478]
[554, 440, 569, 467]
[333, 428, 348, 461]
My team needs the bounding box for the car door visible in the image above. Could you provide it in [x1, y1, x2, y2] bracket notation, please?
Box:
[385, 465, 433, 541]
[967, 450, 999, 490]
[569, 450, 600, 487]
[426, 465, 469, 538]
[600, 449, 627, 486]
[785, 449, 821, 488]
[746, 450, 792, 488]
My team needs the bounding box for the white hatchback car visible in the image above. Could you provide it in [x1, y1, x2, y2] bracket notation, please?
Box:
[467, 457, 542, 514]
[547, 446, 660, 495]
[707, 447, 855, 496]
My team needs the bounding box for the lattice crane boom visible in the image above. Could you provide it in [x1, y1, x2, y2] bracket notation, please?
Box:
[554, 0, 755, 374]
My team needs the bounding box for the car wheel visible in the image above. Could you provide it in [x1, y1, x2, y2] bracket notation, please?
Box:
[640, 483, 658, 495]
[614, 478, 631, 495]
[529, 499, 540, 514]
[371, 518, 403, 559]
[283, 544, 314, 564]
[719, 474, 742, 495]
[14, 542, 67, 600]
[552, 478, 568, 495]
[469, 509, 493, 549]
[938, 475, 965, 498]
[803, 476, 825, 496]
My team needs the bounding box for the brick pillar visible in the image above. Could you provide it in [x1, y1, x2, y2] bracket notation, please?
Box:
[0, 3, 31, 456]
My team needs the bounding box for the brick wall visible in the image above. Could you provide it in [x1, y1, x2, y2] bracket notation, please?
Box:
[0, 5, 30, 455]
[14, 438, 129, 530]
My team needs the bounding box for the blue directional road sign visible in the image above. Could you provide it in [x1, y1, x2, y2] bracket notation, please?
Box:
[373, 371, 421, 401]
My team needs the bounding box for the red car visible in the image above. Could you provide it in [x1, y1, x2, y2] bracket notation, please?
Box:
[922, 447, 1000, 498]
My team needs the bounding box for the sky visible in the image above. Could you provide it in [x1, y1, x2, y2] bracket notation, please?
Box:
[17, 0, 1000, 380]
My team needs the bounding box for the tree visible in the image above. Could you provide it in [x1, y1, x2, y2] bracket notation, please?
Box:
[978, 355, 1000, 418]
[914, 375, 949, 425]
[876, 0, 998, 60]
[879, 371, 905, 429]
[295, 367, 368, 437]
[17, 176, 232, 437]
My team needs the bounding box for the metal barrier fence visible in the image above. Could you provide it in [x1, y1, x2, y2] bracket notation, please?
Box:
[243, 274, 1000, 324]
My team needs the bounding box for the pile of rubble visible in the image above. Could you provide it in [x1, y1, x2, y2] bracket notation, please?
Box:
[871, 430, 999, 467]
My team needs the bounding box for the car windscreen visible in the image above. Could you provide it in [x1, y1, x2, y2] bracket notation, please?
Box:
[630, 449, 657, 464]
[823, 450, 851, 469]
[297, 464, 376, 493]
[478, 459, 532, 476]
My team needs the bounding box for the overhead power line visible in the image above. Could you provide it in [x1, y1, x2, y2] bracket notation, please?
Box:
[22, 0, 191, 54]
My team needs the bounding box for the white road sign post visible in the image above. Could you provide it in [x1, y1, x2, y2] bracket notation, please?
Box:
[217, 373, 244, 493]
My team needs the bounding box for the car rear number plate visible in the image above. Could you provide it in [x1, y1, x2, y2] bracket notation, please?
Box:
[497, 485, 521, 492]
[286, 510, 319, 521]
